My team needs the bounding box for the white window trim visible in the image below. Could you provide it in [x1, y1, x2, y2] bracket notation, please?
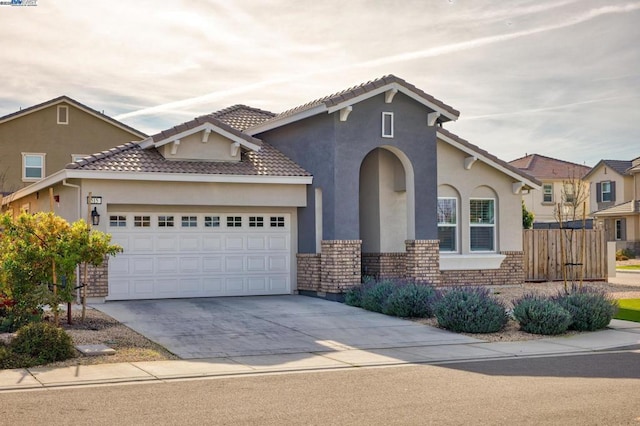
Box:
[615, 219, 622, 241]
[440, 254, 506, 270]
[601, 181, 612, 202]
[542, 183, 553, 203]
[469, 197, 496, 253]
[437, 197, 458, 253]
[21, 153, 45, 181]
[382, 112, 394, 138]
[57, 105, 69, 125]
[71, 154, 88, 162]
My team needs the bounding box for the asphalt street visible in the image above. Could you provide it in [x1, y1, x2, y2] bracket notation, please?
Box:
[2, 349, 639, 425]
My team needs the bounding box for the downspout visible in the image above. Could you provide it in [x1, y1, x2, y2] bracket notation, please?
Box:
[62, 179, 82, 303]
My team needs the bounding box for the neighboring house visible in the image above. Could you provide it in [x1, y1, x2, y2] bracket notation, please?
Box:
[585, 158, 640, 251]
[2, 75, 540, 302]
[0, 96, 146, 196]
[509, 154, 591, 228]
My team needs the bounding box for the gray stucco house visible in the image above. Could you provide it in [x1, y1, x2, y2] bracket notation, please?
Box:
[2, 75, 540, 301]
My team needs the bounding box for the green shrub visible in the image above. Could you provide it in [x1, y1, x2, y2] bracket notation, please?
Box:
[434, 287, 508, 333]
[512, 294, 572, 335]
[0, 344, 37, 369]
[554, 286, 618, 331]
[344, 285, 364, 307]
[382, 283, 438, 318]
[11, 322, 75, 364]
[616, 248, 635, 261]
[360, 280, 396, 313]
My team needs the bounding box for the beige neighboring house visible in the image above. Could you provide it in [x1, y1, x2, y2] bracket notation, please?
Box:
[0, 96, 146, 196]
[509, 154, 591, 228]
[585, 157, 640, 252]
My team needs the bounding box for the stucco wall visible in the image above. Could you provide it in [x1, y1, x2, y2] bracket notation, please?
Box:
[158, 131, 240, 162]
[0, 102, 143, 193]
[261, 92, 439, 252]
[586, 165, 633, 213]
[437, 140, 523, 253]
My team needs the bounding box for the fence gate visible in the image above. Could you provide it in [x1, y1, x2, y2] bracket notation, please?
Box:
[523, 229, 607, 282]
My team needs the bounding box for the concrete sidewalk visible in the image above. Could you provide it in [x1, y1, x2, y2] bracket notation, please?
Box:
[1, 319, 638, 392]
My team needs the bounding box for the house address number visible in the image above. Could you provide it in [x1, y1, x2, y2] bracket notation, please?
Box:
[87, 196, 102, 205]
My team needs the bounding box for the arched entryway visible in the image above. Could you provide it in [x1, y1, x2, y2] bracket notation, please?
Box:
[359, 147, 415, 252]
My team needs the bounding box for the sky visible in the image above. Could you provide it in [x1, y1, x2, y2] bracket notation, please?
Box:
[1, 0, 639, 166]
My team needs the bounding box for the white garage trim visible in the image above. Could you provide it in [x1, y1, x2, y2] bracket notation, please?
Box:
[107, 212, 292, 300]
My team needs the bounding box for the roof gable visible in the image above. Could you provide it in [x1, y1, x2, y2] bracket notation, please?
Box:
[438, 128, 541, 190]
[508, 154, 591, 180]
[139, 114, 263, 160]
[0, 95, 147, 138]
[246, 75, 460, 135]
[583, 159, 633, 180]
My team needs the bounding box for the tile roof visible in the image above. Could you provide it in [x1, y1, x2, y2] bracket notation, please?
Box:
[508, 154, 591, 180]
[211, 104, 275, 131]
[592, 200, 640, 217]
[0, 95, 147, 138]
[601, 160, 633, 176]
[66, 141, 311, 177]
[251, 74, 460, 130]
[437, 128, 541, 187]
[149, 113, 263, 147]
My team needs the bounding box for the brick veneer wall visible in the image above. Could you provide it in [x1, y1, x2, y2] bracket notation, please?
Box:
[440, 251, 524, 286]
[84, 257, 109, 298]
[405, 240, 441, 286]
[362, 252, 406, 280]
[297, 253, 321, 292]
[320, 240, 362, 293]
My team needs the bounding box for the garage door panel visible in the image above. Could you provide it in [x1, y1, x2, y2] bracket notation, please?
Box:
[132, 258, 154, 274]
[109, 257, 130, 276]
[247, 277, 267, 291]
[247, 256, 266, 272]
[203, 235, 223, 251]
[270, 277, 289, 292]
[157, 257, 179, 274]
[268, 235, 288, 250]
[247, 236, 266, 250]
[180, 236, 200, 251]
[180, 278, 201, 294]
[132, 235, 153, 252]
[180, 257, 201, 273]
[269, 256, 288, 272]
[133, 279, 155, 296]
[203, 256, 223, 272]
[156, 236, 178, 251]
[226, 278, 244, 292]
[108, 212, 291, 300]
[225, 256, 244, 272]
[225, 236, 244, 250]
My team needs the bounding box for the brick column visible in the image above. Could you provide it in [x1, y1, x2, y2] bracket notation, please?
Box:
[405, 240, 441, 286]
[84, 256, 109, 298]
[320, 240, 362, 295]
[297, 253, 322, 293]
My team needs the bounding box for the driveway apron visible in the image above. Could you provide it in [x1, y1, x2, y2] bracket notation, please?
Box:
[93, 295, 479, 359]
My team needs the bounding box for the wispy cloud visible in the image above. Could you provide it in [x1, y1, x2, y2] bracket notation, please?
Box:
[462, 94, 640, 120]
[117, 2, 640, 120]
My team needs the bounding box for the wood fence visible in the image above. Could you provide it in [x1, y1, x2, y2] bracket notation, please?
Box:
[523, 229, 607, 282]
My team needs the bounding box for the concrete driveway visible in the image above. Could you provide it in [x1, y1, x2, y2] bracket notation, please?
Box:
[94, 295, 479, 359]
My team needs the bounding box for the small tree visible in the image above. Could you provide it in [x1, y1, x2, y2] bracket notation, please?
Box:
[522, 201, 534, 229]
[0, 212, 122, 329]
[554, 170, 590, 292]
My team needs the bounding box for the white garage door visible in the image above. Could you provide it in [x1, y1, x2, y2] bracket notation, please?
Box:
[107, 212, 291, 300]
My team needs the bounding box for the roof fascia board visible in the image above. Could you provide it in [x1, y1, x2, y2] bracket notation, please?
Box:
[0, 98, 146, 139]
[326, 82, 459, 122]
[152, 123, 261, 152]
[246, 105, 327, 135]
[1, 169, 69, 206]
[583, 161, 625, 180]
[437, 131, 541, 190]
[64, 170, 312, 185]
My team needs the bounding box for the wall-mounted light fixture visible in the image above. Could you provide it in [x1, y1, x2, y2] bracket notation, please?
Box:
[91, 207, 100, 226]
